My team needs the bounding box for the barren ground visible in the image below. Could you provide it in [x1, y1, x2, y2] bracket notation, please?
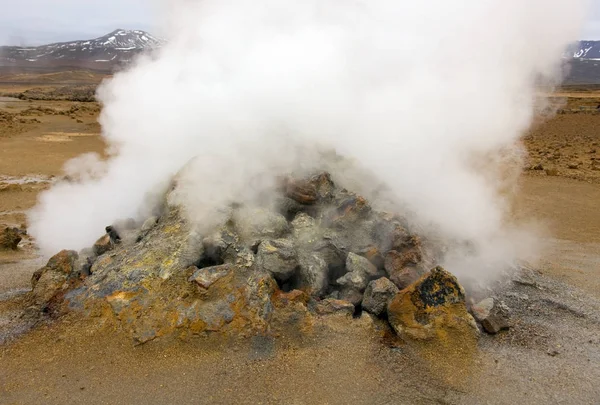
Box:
[0, 77, 599, 404]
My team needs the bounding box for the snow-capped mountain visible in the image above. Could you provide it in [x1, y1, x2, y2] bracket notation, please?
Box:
[566, 41, 600, 60]
[0, 29, 165, 71]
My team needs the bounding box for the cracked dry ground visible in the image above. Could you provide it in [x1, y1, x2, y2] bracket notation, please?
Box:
[0, 88, 599, 404]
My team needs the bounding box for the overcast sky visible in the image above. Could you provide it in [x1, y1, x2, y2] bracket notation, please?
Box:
[1, 0, 600, 45]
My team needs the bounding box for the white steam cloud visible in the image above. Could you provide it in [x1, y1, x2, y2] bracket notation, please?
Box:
[29, 0, 586, 283]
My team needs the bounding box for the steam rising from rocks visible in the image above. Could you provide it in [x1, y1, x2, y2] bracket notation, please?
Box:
[29, 0, 586, 284]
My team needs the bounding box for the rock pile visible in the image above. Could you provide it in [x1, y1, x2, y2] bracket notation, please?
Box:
[27, 171, 494, 345]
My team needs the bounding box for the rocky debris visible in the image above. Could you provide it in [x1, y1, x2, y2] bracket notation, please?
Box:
[0, 226, 24, 250]
[362, 277, 399, 316]
[256, 239, 298, 283]
[387, 267, 478, 342]
[314, 298, 355, 316]
[470, 297, 510, 334]
[28, 170, 491, 347]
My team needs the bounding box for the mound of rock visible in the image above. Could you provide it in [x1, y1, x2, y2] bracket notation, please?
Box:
[27, 171, 484, 346]
[0, 226, 25, 250]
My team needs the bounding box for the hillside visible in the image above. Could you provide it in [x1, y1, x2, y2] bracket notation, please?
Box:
[0, 29, 164, 72]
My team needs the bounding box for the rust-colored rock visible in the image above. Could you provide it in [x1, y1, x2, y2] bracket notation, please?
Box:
[384, 248, 423, 289]
[30, 250, 79, 308]
[283, 172, 335, 205]
[387, 266, 478, 343]
[93, 233, 114, 256]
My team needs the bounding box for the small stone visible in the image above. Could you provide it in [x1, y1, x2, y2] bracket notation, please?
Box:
[532, 163, 544, 170]
[471, 298, 510, 334]
[547, 349, 560, 357]
[346, 252, 378, 278]
[315, 299, 355, 316]
[362, 277, 399, 316]
[481, 316, 509, 334]
[470, 298, 495, 322]
[256, 239, 298, 282]
[189, 264, 233, 289]
[567, 163, 579, 169]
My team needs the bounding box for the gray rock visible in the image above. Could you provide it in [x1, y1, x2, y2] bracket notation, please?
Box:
[362, 277, 399, 316]
[471, 297, 495, 322]
[256, 239, 298, 282]
[189, 264, 233, 289]
[203, 228, 239, 263]
[297, 252, 328, 297]
[339, 288, 363, 306]
[471, 297, 510, 334]
[346, 252, 378, 278]
[73, 248, 95, 278]
[336, 252, 378, 291]
[234, 207, 289, 242]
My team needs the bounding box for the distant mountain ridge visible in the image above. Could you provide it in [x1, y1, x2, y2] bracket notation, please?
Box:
[567, 40, 600, 60]
[2, 31, 600, 83]
[0, 29, 164, 72]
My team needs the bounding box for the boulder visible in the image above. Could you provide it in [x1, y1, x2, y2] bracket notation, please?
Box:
[297, 252, 329, 297]
[256, 239, 298, 282]
[362, 277, 399, 316]
[233, 207, 289, 242]
[387, 266, 478, 342]
[93, 233, 114, 256]
[30, 250, 79, 307]
[0, 227, 22, 250]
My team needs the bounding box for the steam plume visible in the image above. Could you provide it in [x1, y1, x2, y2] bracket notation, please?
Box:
[29, 0, 586, 283]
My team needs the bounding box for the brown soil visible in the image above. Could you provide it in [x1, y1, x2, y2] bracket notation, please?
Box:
[0, 79, 599, 404]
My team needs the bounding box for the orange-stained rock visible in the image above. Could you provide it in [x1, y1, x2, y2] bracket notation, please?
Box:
[387, 266, 478, 343]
